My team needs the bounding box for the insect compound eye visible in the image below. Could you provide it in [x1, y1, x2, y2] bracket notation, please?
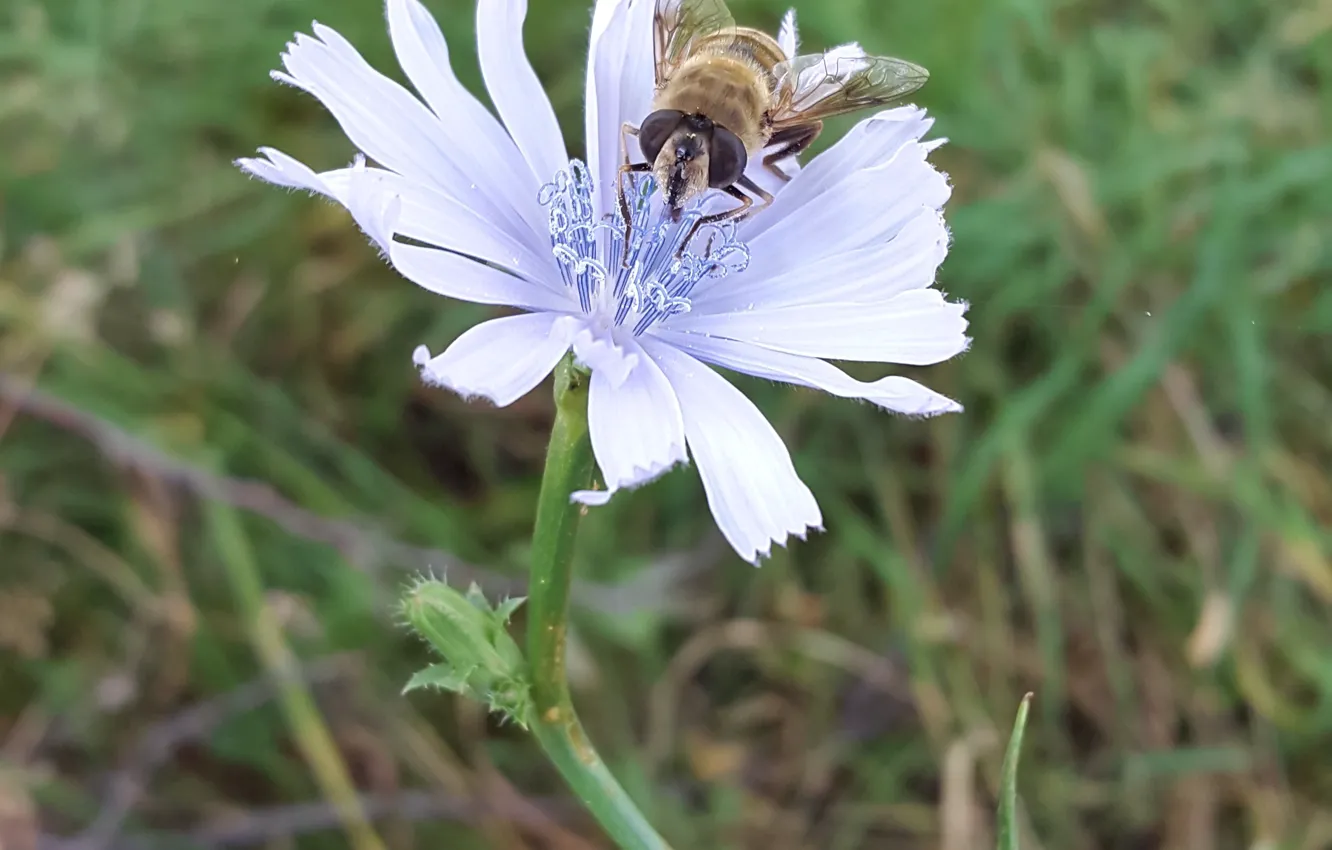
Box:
[638, 109, 685, 163]
[707, 124, 748, 188]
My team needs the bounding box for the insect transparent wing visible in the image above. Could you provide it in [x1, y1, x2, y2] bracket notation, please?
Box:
[653, 0, 736, 84]
[769, 50, 929, 127]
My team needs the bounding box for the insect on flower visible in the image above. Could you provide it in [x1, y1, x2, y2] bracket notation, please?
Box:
[236, 0, 969, 563]
[626, 0, 929, 246]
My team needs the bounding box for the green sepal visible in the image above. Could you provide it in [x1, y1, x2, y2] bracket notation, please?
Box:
[402, 662, 477, 695]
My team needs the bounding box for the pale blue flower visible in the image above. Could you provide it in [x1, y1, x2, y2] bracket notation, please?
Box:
[237, 0, 968, 563]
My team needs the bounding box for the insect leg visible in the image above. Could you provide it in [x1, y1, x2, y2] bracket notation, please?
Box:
[617, 164, 651, 266]
[618, 123, 645, 207]
[761, 122, 823, 183]
[617, 123, 651, 266]
[677, 185, 752, 258]
[735, 174, 774, 215]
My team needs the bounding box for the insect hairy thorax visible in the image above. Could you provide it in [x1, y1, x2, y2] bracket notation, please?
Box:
[655, 30, 784, 150]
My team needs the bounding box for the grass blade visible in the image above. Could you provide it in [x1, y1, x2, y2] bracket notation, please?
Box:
[997, 693, 1034, 850]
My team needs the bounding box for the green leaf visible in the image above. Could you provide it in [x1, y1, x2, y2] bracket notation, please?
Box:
[997, 693, 1033, 850]
[402, 662, 476, 695]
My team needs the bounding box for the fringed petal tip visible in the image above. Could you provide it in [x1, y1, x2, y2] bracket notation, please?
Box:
[670, 290, 969, 367]
[235, 147, 325, 193]
[643, 340, 823, 567]
[745, 520, 824, 566]
[850, 371, 965, 417]
[910, 396, 964, 418]
[609, 452, 688, 491]
[269, 69, 300, 88]
[414, 364, 494, 405]
[878, 394, 963, 421]
[236, 148, 401, 257]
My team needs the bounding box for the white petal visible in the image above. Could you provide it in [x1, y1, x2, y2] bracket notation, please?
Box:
[667, 289, 969, 365]
[320, 165, 559, 282]
[572, 339, 687, 504]
[385, 0, 548, 240]
[240, 149, 560, 282]
[570, 326, 639, 389]
[571, 489, 614, 506]
[585, 0, 657, 221]
[275, 23, 536, 243]
[777, 10, 798, 58]
[415, 312, 581, 406]
[738, 106, 939, 246]
[649, 330, 962, 416]
[343, 159, 401, 253]
[642, 339, 821, 564]
[690, 207, 948, 314]
[739, 140, 950, 281]
[477, 0, 569, 187]
[239, 149, 401, 254]
[389, 241, 575, 312]
[237, 146, 328, 191]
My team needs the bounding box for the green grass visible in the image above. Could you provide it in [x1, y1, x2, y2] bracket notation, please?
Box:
[3, 0, 1332, 846]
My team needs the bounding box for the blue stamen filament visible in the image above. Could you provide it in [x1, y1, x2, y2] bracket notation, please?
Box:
[539, 159, 750, 335]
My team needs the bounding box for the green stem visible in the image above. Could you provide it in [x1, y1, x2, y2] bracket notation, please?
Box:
[526, 356, 672, 850]
[207, 503, 385, 850]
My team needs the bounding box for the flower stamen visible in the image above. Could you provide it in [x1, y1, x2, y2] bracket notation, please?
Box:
[540, 160, 750, 335]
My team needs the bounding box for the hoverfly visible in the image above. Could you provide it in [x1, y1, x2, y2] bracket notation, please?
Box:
[621, 0, 930, 245]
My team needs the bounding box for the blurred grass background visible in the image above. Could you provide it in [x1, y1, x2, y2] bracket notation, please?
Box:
[2, 0, 1331, 846]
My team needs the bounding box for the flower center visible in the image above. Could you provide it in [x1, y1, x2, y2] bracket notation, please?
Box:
[539, 160, 749, 335]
